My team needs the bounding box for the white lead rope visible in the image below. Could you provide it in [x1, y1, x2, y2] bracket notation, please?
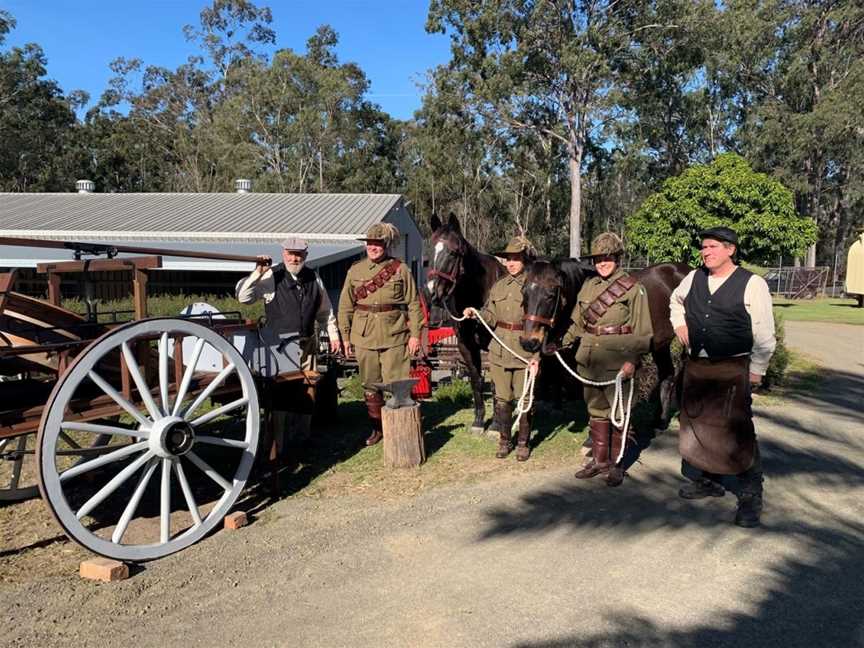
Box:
[454, 306, 634, 462]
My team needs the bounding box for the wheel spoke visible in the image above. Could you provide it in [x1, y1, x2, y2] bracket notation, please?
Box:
[159, 332, 170, 415]
[88, 370, 151, 427]
[60, 441, 148, 483]
[160, 458, 171, 543]
[75, 450, 154, 519]
[196, 436, 249, 450]
[188, 397, 249, 428]
[61, 421, 149, 440]
[121, 341, 163, 421]
[10, 435, 26, 490]
[174, 460, 202, 527]
[172, 338, 206, 416]
[186, 451, 233, 491]
[58, 431, 82, 449]
[181, 363, 236, 419]
[111, 457, 158, 544]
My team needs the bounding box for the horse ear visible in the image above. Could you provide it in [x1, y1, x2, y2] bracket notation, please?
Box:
[430, 213, 442, 232]
[447, 213, 462, 234]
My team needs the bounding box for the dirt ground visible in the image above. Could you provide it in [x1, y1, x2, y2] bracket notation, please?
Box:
[1, 321, 862, 648]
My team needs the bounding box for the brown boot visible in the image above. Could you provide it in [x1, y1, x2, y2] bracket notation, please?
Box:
[606, 425, 625, 487]
[364, 391, 384, 446]
[494, 400, 513, 458]
[515, 411, 531, 461]
[575, 419, 611, 479]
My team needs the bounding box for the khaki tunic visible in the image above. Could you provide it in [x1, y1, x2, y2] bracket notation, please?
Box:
[338, 256, 423, 386]
[481, 272, 531, 402]
[562, 269, 653, 418]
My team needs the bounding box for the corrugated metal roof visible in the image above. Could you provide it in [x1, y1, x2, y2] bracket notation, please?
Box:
[0, 192, 403, 243]
[0, 240, 364, 272]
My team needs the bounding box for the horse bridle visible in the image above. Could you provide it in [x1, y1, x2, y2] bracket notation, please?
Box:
[428, 241, 463, 301]
[523, 281, 562, 329]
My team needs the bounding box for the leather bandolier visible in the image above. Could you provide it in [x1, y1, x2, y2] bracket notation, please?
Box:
[584, 275, 636, 327]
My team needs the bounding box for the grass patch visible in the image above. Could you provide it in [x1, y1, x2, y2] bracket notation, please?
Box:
[773, 297, 864, 325]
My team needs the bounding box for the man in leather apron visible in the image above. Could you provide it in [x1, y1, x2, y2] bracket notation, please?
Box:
[670, 226, 776, 527]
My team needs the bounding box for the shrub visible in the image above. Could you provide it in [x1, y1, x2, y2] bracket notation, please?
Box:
[764, 316, 789, 388]
[433, 378, 473, 407]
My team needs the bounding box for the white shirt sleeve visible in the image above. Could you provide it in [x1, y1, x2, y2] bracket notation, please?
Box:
[669, 269, 696, 329]
[744, 275, 776, 376]
[315, 276, 340, 340]
[235, 268, 275, 305]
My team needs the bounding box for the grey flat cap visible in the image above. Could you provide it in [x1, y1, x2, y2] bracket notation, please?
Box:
[281, 237, 308, 251]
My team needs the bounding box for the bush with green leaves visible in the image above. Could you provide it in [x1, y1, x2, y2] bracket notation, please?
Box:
[433, 378, 473, 407]
[626, 153, 817, 266]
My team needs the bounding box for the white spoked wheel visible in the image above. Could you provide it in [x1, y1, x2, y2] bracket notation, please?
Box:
[37, 318, 259, 561]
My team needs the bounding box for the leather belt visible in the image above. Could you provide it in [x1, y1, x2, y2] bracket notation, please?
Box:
[586, 324, 632, 336]
[496, 321, 524, 331]
[355, 304, 407, 313]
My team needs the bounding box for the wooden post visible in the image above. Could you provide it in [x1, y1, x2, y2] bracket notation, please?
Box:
[382, 404, 424, 468]
[47, 272, 61, 306]
[132, 269, 148, 319]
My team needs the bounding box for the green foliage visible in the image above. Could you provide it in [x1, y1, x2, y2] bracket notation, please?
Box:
[626, 153, 818, 265]
[432, 378, 473, 408]
[764, 316, 789, 388]
[62, 294, 264, 321]
[338, 373, 365, 402]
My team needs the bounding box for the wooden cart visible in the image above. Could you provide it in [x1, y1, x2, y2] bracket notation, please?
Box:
[0, 238, 311, 561]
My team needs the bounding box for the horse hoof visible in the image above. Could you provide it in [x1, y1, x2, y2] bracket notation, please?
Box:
[470, 425, 485, 435]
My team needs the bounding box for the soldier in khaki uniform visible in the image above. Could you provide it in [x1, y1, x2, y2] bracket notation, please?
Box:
[464, 236, 537, 460]
[337, 223, 423, 446]
[561, 233, 653, 486]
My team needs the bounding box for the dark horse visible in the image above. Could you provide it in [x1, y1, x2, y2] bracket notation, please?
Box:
[520, 259, 690, 429]
[427, 213, 505, 432]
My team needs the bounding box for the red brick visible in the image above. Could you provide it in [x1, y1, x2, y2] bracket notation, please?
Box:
[224, 511, 248, 530]
[79, 558, 129, 582]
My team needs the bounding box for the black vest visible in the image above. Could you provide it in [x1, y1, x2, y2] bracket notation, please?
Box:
[685, 266, 754, 358]
[265, 264, 322, 337]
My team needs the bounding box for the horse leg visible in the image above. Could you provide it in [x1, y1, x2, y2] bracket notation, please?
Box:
[652, 345, 676, 431]
[458, 338, 487, 433]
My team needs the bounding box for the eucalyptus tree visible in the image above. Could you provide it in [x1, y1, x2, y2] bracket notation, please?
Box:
[427, 0, 679, 257]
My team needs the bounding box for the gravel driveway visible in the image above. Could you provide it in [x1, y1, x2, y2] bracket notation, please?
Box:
[2, 321, 862, 648]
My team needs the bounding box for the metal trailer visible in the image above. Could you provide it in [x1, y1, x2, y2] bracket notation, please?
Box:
[0, 237, 310, 561]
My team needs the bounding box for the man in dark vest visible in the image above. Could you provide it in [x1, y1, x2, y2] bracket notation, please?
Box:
[236, 237, 340, 370]
[670, 226, 776, 527]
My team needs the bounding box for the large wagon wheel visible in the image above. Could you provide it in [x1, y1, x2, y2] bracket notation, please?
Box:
[37, 318, 259, 561]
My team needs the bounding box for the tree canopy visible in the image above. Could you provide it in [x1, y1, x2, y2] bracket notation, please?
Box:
[626, 153, 817, 265]
[0, 0, 862, 271]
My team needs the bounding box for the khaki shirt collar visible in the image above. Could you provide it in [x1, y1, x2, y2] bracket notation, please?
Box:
[505, 271, 525, 287]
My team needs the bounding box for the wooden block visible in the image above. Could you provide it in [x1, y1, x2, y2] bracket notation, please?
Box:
[224, 511, 248, 530]
[382, 404, 425, 468]
[79, 558, 129, 582]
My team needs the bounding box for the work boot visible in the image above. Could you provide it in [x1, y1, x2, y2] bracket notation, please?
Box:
[494, 400, 513, 458]
[678, 478, 725, 500]
[515, 411, 532, 462]
[364, 391, 384, 446]
[734, 493, 763, 528]
[575, 419, 611, 479]
[606, 425, 625, 487]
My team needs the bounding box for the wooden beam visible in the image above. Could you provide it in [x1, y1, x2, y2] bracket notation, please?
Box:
[37, 256, 162, 275]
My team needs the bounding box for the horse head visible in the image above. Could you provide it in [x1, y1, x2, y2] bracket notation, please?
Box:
[520, 260, 564, 354]
[428, 212, 468, 305]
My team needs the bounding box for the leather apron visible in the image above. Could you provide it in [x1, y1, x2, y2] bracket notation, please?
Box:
[678, 355, 756, 475]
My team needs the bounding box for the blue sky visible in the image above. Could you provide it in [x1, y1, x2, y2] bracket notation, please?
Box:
[4, 0, 453, 120]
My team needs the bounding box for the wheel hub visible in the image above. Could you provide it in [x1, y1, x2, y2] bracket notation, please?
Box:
[149, 416, 196, 458]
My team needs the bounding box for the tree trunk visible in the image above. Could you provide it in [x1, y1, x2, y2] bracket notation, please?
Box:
[382, 404, 425, 468]
[568, 146, 583, 258]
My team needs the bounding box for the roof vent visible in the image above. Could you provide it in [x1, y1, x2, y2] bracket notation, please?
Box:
[76, 179, 95, 194]
[235, 178, 252, 194]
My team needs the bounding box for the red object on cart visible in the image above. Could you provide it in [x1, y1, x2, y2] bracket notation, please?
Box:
[410, 362, 432, 399]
